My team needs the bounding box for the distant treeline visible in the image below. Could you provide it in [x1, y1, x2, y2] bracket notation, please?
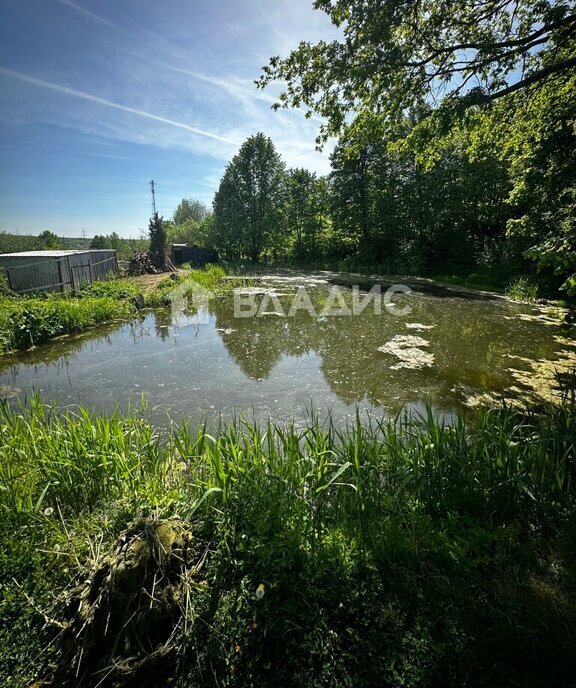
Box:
[0, 231, 148, 261]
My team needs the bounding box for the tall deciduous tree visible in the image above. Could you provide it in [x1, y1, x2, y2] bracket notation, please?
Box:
[213, 133, 285, 261]
[173, 199, 209, 225]
[284, 168, 327, 259]
[38, 230, 59, 250]
[90, 235, 111, 249]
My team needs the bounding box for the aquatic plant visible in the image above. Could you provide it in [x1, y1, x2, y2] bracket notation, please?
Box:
[507, 276, 540, 302]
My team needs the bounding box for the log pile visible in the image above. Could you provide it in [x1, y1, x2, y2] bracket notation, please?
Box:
[128, 251, 160, 276]
[128, 252, 177, 275]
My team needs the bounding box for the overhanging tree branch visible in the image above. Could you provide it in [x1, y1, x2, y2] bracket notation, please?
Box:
[480, 54, 576, 101]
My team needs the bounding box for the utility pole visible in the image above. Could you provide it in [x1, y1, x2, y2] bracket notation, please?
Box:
[149, 180, 157, 215]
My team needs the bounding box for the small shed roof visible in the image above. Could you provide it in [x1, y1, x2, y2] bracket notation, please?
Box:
[0, 250, 114, 259]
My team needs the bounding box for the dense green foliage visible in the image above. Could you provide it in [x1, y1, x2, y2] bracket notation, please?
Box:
[0, 231, 64, 254]
[167, 198, 215, 248]
[90, 232, 148, 259]
[173, 198, 209, 226]
[79, 278, 141, 301]
[258, 0, 576, 143]
[213, 133, 285, 261]
[37, 230, 59, 250]
[234, 0, 576, 291]
[148, 212, 167, 265]
[282, 168, 330, 259]
[1, 393, 575, 686]
[164, 198, 212, 254]
[0, 293, 136, 353]
[209, 82, 575, 287]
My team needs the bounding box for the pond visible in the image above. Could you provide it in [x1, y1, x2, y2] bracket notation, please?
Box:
[0, 271, 574, 426]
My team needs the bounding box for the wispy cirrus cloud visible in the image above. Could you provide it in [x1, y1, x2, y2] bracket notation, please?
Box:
[0, 0, 341, 235]
[0, 67, 240, 146]
[55, 0, 124, 33]
[140, 56, 327, 125]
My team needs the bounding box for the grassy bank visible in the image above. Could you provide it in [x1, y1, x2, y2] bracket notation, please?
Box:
[1, 393, 575, 687]
[0, 266, 231, 354]
[144, 264, 229, 307]
[0, 277, 143, 354]
[0, 294, 136, 353]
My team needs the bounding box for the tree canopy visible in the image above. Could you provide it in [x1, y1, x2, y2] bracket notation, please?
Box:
[213, 133, 285, 261]
[283, 168, 328, 259]
[38, 230, 59, 250]
[258, 0, 576, 142]
[173, 198, 209, 225]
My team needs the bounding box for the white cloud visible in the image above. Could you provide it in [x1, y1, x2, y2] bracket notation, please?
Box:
[0, 67, 241, 146]
[55, 0, 123, 32]
[0, 0, 341, 234]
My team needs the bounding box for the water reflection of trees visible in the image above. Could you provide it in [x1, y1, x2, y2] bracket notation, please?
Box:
[0, 315, 149, 380]
[1, 288, 560, 414]
[213, 302, 312, 380]
[210, 289, 560, 411]
[154, 309, 172, 342]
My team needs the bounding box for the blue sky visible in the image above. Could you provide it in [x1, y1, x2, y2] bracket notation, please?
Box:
[0, 0, 339, 238]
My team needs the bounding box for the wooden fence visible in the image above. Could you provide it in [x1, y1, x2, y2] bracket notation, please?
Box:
[0, 251, 119, 294]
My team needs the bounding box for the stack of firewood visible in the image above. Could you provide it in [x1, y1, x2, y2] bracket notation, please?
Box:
[128, 251, 161, 275]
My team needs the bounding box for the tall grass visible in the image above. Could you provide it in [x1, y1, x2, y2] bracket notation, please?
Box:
[79, 278, 141, 300]
[145, 264, 233, 307]
[507, 275, 540, 302]
[0, 295, 136, 353]
[0, 397, 169, 522]
[1, 393, 575, 685]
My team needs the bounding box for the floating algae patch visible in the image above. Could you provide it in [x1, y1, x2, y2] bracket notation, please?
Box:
[378, 335, 435, 370]
[554, 335, 576, 348]
[507, 349, 576, 405]
[405, 323, 435, 331]
[504, 312, 564, 326]
[233, 287, 279, 296]
[451, 384, 504, 409]
[45, 519, 201, 688]
[454, 348, 576, 409]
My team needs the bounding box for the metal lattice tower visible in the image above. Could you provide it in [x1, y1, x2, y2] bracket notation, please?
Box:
[149, 180, 157, 215]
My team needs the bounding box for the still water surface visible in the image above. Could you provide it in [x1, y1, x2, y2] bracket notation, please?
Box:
[0, 273, 570, 425]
